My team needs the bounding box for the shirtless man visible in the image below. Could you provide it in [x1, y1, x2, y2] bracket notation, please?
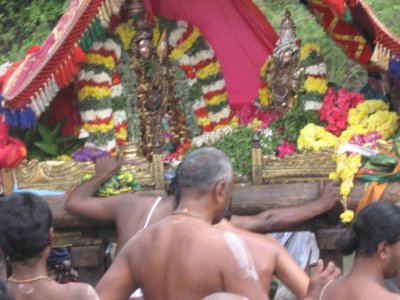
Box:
[95, 148, 340, 300]
[0, 192, 99, 300]
[65, 156, 340, 249]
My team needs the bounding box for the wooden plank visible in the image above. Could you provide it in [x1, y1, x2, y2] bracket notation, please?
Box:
[43, 182, 400, 230]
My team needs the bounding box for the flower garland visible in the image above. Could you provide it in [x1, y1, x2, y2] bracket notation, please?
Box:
[327, 100, 399, 218]
[297, 44, 328, 111]
[319, 88, 364, 136]
[77, 38, 123, 152]
[191, 126, 235, 148]
[168, 21, 233, 132]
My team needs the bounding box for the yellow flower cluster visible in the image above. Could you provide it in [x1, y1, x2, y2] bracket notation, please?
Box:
[198, 116, 211, 126]
[347, 100, 389, 126]
[304, 77, 328, 94]
[113, 20, 136, 51]
[340, 209, 354, 224]
[152, 17, 161, 47]
[230, 116, 239, 128]
[300, 43, 321, 60]
[260, 59, 271, 78]
[297, 123, 338, 151]
[344, 100, 398, 141]
[330, 100, 398, 208]
[331, 153, 362, 200]
[247, 118, 263, 130]
[115, 128, 127, 140]
[259, 86, 269, 107]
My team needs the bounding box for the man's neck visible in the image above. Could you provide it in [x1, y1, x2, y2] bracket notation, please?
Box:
[349, 255, 385, 284]
[10, 254, 48, 281]
[174, 200, 214, 224]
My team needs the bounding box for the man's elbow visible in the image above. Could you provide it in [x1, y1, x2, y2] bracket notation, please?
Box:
[64, 196, 79, 215]
[255, 213, 277, 233]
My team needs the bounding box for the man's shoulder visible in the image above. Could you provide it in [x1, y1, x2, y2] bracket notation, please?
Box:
[62, 282, 99, 299]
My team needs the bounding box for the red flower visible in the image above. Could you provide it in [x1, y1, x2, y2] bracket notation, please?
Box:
[319, 88, 364, 136]
[277, 140, 296, 158]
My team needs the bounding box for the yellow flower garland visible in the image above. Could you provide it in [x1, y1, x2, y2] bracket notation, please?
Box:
[304, 77, 328, 94]
[84, 121, 115, 133]
[300, 43, 321, 60]
[152, 17, 161, 47]
[170, 28, 201, 60]
[197, 62, 222, 79]
[77, 86, 111, 101]
[205, 92, 228, 106]
[259, 87, 269, 107]
[87, 53, 116, 70]
[114, 20, 136, 51]
[330, 100, 398, 206]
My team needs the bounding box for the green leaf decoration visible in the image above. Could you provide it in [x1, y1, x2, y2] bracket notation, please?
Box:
[34, 141, 59, 156]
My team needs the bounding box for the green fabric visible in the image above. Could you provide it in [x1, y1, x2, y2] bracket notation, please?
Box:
[359, 154, 400, 183]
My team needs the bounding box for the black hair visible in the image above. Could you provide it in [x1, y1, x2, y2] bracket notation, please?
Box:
[0, 192, 53, 261]
[0, 280, 14, 300]
[336, 202, 400, 256]
[166, 172, 181, 208]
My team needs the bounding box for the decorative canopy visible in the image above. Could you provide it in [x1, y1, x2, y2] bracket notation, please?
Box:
[1, 0, 400, 129]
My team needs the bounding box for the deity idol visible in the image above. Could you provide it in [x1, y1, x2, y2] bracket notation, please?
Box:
[265, 10, 302, 117]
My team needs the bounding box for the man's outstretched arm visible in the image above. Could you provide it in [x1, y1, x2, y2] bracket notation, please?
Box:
[64, 156, 126, 221]
[230, 181, 340, 233]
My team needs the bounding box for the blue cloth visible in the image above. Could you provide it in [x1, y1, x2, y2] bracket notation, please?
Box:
[13, 185, 65, 196]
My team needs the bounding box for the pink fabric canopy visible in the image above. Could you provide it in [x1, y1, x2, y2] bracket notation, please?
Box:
[143, 0, 278, 109]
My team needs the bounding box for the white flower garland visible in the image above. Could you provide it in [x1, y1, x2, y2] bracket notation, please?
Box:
[192, 126, 234, 147]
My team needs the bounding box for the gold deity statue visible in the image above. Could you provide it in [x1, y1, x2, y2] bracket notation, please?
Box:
[266, 10, 302, 117]
[128, 0, 188, 160]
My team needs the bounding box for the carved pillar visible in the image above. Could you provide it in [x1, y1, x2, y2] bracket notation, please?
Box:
[1, 168, 13, 195]
[251, 134, 263, 185]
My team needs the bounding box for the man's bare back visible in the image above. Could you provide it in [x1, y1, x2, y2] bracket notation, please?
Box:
[9, 281, 98, 300]
[97, 215, 268, 300]
[114, 195, 175, 248]
[216, 219, 310, 297]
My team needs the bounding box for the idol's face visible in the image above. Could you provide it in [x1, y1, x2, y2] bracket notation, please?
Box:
[138, 39, 152, 58]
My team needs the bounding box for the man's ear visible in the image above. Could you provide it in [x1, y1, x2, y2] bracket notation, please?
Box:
[377, 241, 391, 261]
[48, 227, 54, 246]
[213, 181, 226, 205]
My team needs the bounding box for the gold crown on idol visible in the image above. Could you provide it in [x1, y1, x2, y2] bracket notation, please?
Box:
[126, 0, 145, 18]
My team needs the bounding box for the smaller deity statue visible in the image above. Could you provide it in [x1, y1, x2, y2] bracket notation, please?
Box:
[265, 10, 302, 117]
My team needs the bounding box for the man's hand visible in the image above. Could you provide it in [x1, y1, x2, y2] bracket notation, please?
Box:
[95, 156, 123, 180]
[304, 259, 341, 300]
[315, 181, 341, 211]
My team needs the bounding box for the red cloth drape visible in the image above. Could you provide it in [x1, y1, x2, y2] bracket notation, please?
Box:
[143, 0, 278, 109]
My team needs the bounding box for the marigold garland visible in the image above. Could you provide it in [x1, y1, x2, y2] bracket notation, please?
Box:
[328, 100, 399, 207]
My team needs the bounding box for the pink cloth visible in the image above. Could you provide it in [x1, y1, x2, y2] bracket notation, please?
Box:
[143, 0, 278, 109]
